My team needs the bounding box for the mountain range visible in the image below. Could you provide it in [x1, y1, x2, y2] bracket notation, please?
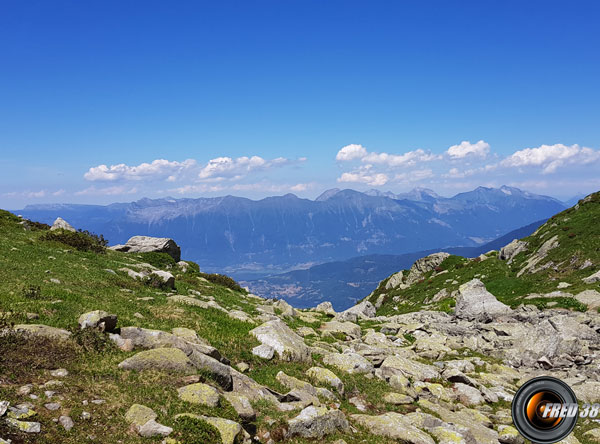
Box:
[16, 186, 565, 279]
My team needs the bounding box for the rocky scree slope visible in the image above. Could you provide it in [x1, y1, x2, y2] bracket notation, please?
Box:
[0, 202, 599, 444]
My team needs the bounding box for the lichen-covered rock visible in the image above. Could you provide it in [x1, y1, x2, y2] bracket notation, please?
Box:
[252, 344, 275, 359]
[321, 321, 361, 340]
[78, 310, 118, 332]
[177, 383, 220, 407]
[379, 355, 440, 381]
[118, 348, 196, 374]
[351, 412, 435, 444]
[336, 301, 376, 321]
[454, 279, 511, 320]
[405, 252, 450, 286]
[452, 383, 484, 406]
[287, 406, 350, 439]
[125, 404, 157, 426]
[498, 425, 524, 444]
[323, 352, 373, 374]
[274, 299, 297, 317]
[386, 271, 405, 290]
[6, 418, 41, 433]
[222, 392, 255, 422]
[383, 392, 414, 404]
[12, 324, 71, 340]
[306, 367, 344, 394]
[110, 236, 181, 261]
[250, 319, 311, 363]
[137, 419, 173, 437]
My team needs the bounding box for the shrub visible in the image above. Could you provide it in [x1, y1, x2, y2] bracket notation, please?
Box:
[70, 327, 115, 353]
[136, 251, 176, 269]
[568, 232, 576, 238]
[199, 272, 245, 293]
[41, 229, 107, 253]
[22, 284, 42, 299]
[171, 416, 222, 444]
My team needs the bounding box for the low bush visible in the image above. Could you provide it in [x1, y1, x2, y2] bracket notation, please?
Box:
[70, 327, 115, 353]
[22, 284, 42, 299]
[135, 251, 176, 269]
[41, 229, 107, 253]
[199, 272, 245, 293]
[142, 273, 172, 290]
[171, 416, 222, 444]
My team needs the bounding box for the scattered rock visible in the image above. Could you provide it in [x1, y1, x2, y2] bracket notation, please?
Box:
[287, 406, 350, 439]
[118, 348, 196, 374]
[323, 352, 373, 374]
[250, 319, 311, 363]
[499, 239, 528, 263]
[252, 344, 275, 360]
[59, 415, 74, 431]
[6, 418, 41, 433]
[351, 412, 435, 444]
[306, 367, 344, 394]
[11, 324, 71, 341]
[583, 270, 600, 284]
[125, 404, 157, 426]
[454, 279, 511, 320]
[78, 310, 118, 332]
[314, 301, 336, 316]
[51, 217, 76, 232]
[137, 420, 173, 438]
[177, 383, 220, 407]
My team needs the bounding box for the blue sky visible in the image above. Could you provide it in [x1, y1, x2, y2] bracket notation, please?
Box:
[1, 0, 599, 208]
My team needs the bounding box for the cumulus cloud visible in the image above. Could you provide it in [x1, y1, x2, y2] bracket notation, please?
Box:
[336, 144, 368, 161]
[446, 140, 490, 159]
[198, 156, 291, 181]
[336, 144, 439, 167]
[84, 159, 196, 182]
[501, 144, 600, 174]
[337, 165, 389, 186]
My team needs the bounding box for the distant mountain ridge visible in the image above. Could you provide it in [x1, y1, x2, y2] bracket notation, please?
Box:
[17, 186, 565, 276]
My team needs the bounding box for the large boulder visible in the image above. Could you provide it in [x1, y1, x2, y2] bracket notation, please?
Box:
[177, 383, 220, 407]
[336, 301, 376, 322]
[454, 279, 511, 320]
[583, 270, 600, 284]
[250, 320, 311, 363]
[50, 217, 76, 232]
[110, 236, 181, 262]
[314, 301, 336, 316]
[175, 414, 243, 444]
[306, 367, 344, 394]
[386, 271, 405, 290]
[287, 406, 350, 439]
[321, 321, 362, 340]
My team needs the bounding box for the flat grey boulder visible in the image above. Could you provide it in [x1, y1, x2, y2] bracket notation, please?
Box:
[323, 352, 373, 374]
[50, 217, 76, 232]
[351, 412, 435, 444]
[575, 290, 600, 310]
[314, 301, 336, 316]
[287, 406, 350, 439]
[150, 270, 175, 289]
[11, 324, 71, 341]
[78, 310, 118, 332]
[455, 279, 511, 320]
[583, 270, 600, 284]
[110, 235, 181, 262]
[250, 319, 311, 363]
[118, 348, 196, 374]
[379, 355, 440, 381]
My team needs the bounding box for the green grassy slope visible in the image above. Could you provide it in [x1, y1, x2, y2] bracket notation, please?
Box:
[367, 191, 600, 316]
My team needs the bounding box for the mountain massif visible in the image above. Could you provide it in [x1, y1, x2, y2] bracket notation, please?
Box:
[17, 186, 565, 278]
[0, 192, 599, 444]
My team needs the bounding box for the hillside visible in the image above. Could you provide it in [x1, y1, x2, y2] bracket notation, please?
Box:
[365, 191, 600, 316]
[245, 219, 547, 311]
[16, 186, 565, 276]
[1, 198, 600, 444]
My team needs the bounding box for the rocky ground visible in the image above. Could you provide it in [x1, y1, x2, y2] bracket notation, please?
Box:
[0, 193, 599, 443]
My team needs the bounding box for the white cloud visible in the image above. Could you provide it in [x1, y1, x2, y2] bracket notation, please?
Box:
[198, 156, 291, 180]
[338, 168, 389, 186]
[501, 143, 600, 173]
[84, 159, 196, 182]
[446, 140, 490, 159]
[52, 189, 66, 196]
[363, 149, 440, 167]
[336, 144, 367, 161]
[75, 186, 138, 196]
